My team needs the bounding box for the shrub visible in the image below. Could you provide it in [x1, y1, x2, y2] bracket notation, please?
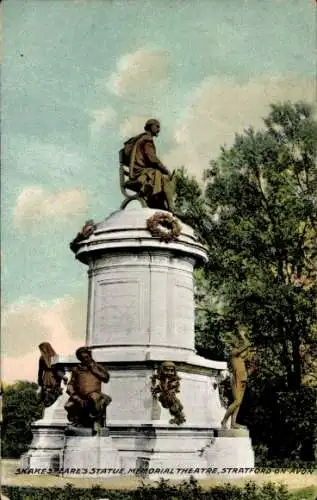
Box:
[2, 479, 294, 500]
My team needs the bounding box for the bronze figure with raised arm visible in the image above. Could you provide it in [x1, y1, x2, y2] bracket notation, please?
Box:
[64, 346, 112, 435]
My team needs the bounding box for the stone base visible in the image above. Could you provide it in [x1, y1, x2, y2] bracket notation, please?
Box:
[63, 430, 121, 476]
[64, 426, 110, 437]
[20, 392, 68, 471]
[21, 357, 242, 475]
[76, 358, 227, 428]
[60, 423, 254, 479]
[215, 428, 250, 437]
[20, 423, 66, 471]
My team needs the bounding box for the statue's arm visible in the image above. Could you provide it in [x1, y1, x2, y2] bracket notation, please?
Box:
[231, 340, 251, 357]
[37, 359, 44, 386]
[143, 140, 170, 175]
[55, 367, 66, 381]
[170, 379, 180, 393]
[151, 385, 161, 395]
[151, 374, 161, 395]
[89, 362, 110, 383]
[66, 369, 77, 395]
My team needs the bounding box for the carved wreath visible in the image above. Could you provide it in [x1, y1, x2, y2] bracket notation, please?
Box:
[146, 212, 181, 243]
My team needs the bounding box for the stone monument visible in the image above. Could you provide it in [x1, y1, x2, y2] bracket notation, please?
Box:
[21, 120, 254, 478]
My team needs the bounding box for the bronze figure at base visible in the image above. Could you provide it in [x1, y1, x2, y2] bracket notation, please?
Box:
[151, 361, 186, 425]
[64, 347, 112, 435]
[37, 342, 65, 408]
[221, 326, 256, 430]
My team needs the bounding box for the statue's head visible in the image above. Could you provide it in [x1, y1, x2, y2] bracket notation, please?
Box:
[230, 322, 249, 345]
[160, 361, 176, 378]
[144, 118, 160, 137]
[76, 346, 92, 365]
[39, 342, 56, 358]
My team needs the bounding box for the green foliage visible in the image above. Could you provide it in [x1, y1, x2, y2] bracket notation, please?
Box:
[291, 486, 317, 500]
[2, 480, 294, 500]
[243, 385, 317, 463]
[174, 101, 317, 461]
[273, 389, 317, 461]
[1, 381, 43, 458]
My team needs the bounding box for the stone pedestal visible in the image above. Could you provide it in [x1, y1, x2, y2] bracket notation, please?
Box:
[63, 428, 121, 476]
[23, 207, 254, 477]
[21, 393, 68, 471]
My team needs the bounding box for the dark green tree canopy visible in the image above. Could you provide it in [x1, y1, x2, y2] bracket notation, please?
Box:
[175, 101, 317, 462]
[2, 381, 43, 458]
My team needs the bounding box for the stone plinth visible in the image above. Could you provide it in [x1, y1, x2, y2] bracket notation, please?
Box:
[63, 428, 121, 475]
[76, 208, 206, 356]
[20, 392, 69, 470]
[104, 363, 225, 426]
[22, 207, 254, 476]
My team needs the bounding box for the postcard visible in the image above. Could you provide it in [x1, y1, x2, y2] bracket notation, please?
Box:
[2, 1, 316, 498]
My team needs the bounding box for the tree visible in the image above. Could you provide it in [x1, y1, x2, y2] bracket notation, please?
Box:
[175, 101, 317, 462]
[2, 381, 43, 458]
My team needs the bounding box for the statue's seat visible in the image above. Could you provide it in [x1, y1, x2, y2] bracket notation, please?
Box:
[124, 177, 141, 191]
[119, 155, 147, 209]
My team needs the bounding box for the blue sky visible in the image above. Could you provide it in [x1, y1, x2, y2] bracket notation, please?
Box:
[2, 0, 315, 381]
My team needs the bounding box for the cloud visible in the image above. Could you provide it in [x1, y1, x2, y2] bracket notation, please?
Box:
[7, 137, 87, 185]
[119, 115, 150, 138]
[162, 74, 315, 179]
[89, 107, 117, 138]
[13, 187, 88, 229]
[1, 295, 86, 382]
[107, 48, 170, 97]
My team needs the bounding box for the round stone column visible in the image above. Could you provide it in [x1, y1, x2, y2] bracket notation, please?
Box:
[74, 207, 207, 359]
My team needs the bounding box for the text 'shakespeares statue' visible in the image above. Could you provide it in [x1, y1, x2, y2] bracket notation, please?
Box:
[64, 347, 112, 434]
[119, 118, 175, 212]
[38, 342, 65, 408]
[221, 326, 255, 430]
[151, 361, 186, 425]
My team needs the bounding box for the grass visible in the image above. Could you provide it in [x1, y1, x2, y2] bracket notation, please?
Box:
[2, 460, 316, 494]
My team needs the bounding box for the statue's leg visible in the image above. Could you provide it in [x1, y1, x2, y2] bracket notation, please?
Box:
[88, 393, 111, 429]
[162, 177, 176, 213]
[65, 396, 83, 425]
[169, 398, 186, 425]
[221, 379, 241, 428]
[87, 392, 100, 417]
[230, 381, 246, 428]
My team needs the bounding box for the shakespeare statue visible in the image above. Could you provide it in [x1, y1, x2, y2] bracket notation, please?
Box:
[37, 342, 65, 408]
[221, 326, 255, 429]
[64, 347, 112, 435]
[151, 361, 186, 425]
[119, 118, 175, 212]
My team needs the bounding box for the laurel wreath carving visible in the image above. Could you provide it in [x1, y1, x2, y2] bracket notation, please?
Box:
[146, 212, 181, 243]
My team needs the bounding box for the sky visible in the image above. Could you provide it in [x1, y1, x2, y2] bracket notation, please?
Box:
[1, 0, 316, 383]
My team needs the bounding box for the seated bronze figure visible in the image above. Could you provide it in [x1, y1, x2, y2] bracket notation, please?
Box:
[119, 119, 175, 212]
[64, 347, 112, 435]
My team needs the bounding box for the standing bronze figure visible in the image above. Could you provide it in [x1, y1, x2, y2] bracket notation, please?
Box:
[38, 342, 65, 408]
[221, 327, 255, 429]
